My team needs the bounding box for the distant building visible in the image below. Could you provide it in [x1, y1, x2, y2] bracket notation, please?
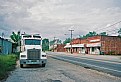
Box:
[54, 44, 66, 52]
[50, 44, 66, 52]
[0, 37, 12, 54]
[64, 35, 121, 55]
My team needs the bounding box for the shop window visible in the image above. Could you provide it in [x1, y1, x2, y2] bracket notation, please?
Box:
[81, 47, 85, 52]
[76, 48, 78, 52]
[92, 47, 95, 52]
[97, 47, 100, 50]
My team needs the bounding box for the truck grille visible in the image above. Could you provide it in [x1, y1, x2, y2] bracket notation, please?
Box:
[27, 49, 40, 60]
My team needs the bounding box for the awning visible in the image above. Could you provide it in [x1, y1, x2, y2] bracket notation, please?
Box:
[64, 44, 84, 48]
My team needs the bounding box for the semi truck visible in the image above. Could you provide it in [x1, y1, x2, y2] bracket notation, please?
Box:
[20, 34, 47, 68]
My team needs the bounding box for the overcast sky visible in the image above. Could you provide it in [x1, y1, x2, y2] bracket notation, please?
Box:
[0, 0, 121, 41]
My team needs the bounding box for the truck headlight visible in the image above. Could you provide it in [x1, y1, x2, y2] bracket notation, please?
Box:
[21, 55, 26, 57]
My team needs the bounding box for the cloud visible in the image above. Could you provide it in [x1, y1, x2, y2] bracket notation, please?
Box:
[0, 0, 121, 40]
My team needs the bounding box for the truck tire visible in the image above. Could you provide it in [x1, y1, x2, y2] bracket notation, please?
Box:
[20, 64, 23, 68]
[42, 64, 46, 67]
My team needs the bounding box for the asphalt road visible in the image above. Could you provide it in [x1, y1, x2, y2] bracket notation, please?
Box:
[48, 52, 121, 77]
[3, 57, 121, 82]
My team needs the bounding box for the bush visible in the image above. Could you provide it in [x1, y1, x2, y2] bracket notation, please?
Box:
[0, 54, 17, 80]
[107, 51, 115, 55]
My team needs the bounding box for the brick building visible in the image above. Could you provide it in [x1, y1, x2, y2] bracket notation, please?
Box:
[53, 44, 66, 52]
[64, 35, 121, 55]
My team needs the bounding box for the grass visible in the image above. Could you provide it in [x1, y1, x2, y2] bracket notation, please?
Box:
[0, 54, 17, 80]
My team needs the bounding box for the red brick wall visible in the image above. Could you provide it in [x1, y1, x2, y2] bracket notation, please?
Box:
[101, 36, 121, 55]
[56, 44, 66, 52]
[86, 36, 101, 44]
[71, 38, 81, 44]
[80, 39, 87, 44]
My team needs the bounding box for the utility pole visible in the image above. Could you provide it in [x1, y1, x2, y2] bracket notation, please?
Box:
[69, 30, 74, 54]
[53, 37, 56, 52]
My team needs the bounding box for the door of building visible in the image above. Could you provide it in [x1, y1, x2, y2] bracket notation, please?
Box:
[86, 47, 90, 54]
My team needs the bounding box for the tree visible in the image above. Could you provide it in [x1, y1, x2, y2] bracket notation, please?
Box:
[50, 39, 62, 46]
[42, 38, 49, 51]
[56, 39, 62, 44]
[99, 32, 108, 36]
[79, 31, 97, 39]
[86, 31, 97, 37]
[118, 28, 121, 37]
[63, 38, 71, 44]
[10, 31, 21, 52]
[49, 40, 54, 46]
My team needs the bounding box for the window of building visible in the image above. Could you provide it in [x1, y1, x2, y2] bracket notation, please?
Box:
[81, 47, 85, 52]
[92, 47, 95, 52]
[76, 48, 78, 52]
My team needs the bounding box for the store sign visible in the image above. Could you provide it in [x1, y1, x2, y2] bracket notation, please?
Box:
[64, 44, 84, 48]
[90, 39, 100, 42]
[87, 43, 101, 47]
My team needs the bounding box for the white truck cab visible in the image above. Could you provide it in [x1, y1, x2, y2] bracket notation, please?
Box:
[20, 34, 47, 68]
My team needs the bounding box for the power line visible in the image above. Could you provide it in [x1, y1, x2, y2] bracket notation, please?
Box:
[96, 21, 121, 36]
[96, 21, 121, 33]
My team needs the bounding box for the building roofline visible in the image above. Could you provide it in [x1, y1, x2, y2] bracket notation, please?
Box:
[78, 35, 121, 39]
[0, 37, 12, 43]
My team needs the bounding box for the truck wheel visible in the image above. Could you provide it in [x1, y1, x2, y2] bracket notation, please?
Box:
[42, 64, 46, 67]
[20, 64, 23, 68]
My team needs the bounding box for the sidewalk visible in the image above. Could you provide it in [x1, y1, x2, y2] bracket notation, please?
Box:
[50, 52, 121, 63]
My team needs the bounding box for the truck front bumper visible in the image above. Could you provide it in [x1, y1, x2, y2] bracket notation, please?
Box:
[20, 59, 47, 64]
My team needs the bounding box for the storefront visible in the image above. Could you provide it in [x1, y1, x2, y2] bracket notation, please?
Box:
[86, 43, 101, 54]
[64, 35, 121, 55]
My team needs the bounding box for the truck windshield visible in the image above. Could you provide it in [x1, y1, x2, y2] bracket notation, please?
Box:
[25, 39, 41, 45]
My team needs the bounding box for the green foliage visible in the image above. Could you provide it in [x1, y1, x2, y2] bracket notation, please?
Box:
[42, 38, 49, 51]
[10, 31, 21, 52]
[79, 31, 97, 39]
[49, 40, 54, 46]
[50, 39, 62, 46]
[57, 39, 62, 44]
[118, 28, 121, 37]
[86, 31, 97, 37]
[10, 31, 21, 43]
[79, 31, 108, 39]
[63, 38, 71, 44]
[107, 51, 115, 55]
[0, 54, 17, 80]
[10, 31, 21, 48]
[99, 32, 108, 36]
